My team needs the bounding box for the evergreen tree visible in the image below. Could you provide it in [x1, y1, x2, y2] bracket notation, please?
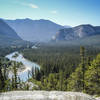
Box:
[18, 77, 22, 90]
[0, 61, 5, 91]
[13, 62, 18, 90]
[59, 70, 63, 91]
[85, 54, 100, 95]
[35, 67, 41, 81]
[31, 67, 35, 79]
[11, 76, 15, 90]
[80, 46, 85, 91]
[67, 66, 84, 91]
[86, 56, 91, 66]
[47, 74, 57, 90]
[67, 46, 86, 92]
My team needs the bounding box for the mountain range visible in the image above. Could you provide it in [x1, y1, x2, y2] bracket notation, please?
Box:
[53, 24, 100, 42]
[0, 19, 24, 46]
[0, 18, 100, 46]
[4, 18, 65, 42]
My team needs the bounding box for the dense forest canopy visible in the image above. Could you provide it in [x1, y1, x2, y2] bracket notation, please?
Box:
[22, 45, 100, 75]
[0, 45, 100, 96]
[21, 45, 100, 95]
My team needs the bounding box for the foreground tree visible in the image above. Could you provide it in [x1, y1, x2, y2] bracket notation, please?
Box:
[80, 46, 85, 91]
[59, 70, 64, 91]
[67, 66, 84, 91]
[0, 65, 5, 91]
[12, 62, 18, 90]
[67, 46, 86, 92]
[85, 54, 100, 95]
[0, 60, 5, 92]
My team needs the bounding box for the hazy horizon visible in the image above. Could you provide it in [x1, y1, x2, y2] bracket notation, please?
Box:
[1, 17, 100, 27]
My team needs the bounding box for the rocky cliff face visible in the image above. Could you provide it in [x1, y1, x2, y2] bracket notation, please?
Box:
[0, 91, 96, 100]
[53, 24, 100, 41]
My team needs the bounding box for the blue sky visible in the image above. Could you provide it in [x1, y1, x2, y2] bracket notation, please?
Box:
[0, 0, 100, 26]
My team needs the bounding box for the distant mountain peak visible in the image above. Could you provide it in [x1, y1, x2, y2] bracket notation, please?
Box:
[63, 25, 72, 28]
[74, 24, 94, 29]
[0, 19, 22, 46]
[53, 24, 100, 41]
[5, 18, 65, 42]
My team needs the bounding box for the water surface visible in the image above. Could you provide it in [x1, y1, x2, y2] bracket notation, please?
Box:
[6, 52, 40, 81]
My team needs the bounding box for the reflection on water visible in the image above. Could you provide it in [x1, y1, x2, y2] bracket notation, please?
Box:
[6, 52, 40, 82]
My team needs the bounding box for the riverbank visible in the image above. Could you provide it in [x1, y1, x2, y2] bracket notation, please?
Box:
[0, 91, 96, 100]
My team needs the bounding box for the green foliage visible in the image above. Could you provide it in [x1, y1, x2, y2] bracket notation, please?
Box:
[0, 65, 5, 91]
[67, 48, 100, 96]
[67, 47, 86, 92]
[0, 57, 27, 92]
[85, 54, 100, 95]
[22, 45, 100, 95]
[22, 46, 81, 78]
[29, 73, 67, 91]
[1, 45, 100, 96]
[67, 65, 84, 92]
[59, 70, 64, 91]
[12, 62, 18, 90]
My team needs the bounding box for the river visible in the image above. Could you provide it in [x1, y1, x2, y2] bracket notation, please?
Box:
[5, 51, 40, 82]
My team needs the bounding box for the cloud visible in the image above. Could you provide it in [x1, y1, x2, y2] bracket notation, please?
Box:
[29, 3, 38, 8]
[22, 3, 39, 9]
[51, 10, 58, 14]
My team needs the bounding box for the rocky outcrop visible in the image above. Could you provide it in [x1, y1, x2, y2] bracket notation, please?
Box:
[96, 97, 100, 100]
[53, 24, 100, 41]
[0, 91, 96, 100]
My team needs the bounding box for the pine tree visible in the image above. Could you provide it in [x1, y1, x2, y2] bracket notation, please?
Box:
[31, 67, 35, 79]
[0, 61, 5, 91]
[18, 77, 22, 90]
[47, 74, 57, 90]
[67, 66, 84, 91]
[85, 54, 100, 95]
[86, 56, 91, 66]
[35, 67, 41, 81]
[59, 70, 63, 91]
[80, 46, 85, 91]
[67, 46, 86, 92]
[13, 62, 18, 90]
[11, 76, 14, 90]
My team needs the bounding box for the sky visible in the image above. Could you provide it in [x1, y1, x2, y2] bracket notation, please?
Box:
[0, 0, 100, 26]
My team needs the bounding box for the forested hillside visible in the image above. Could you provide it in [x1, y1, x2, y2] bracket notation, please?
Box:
[21, 45, 100, 95]
[1, 45, 100, 96]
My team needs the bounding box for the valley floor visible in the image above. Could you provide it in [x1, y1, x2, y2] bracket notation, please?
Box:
[0, 91, 97, 100]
